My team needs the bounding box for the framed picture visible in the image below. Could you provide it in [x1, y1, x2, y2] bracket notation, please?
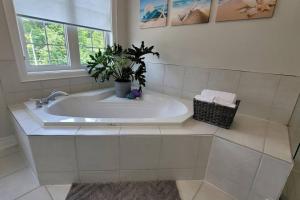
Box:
[216, 0, 278, 22]
[140, 0, 169, 29]
[171, 0, 212, 26]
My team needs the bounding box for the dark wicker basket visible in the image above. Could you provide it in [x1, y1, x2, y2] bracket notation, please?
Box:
[193, 99, 240, 129]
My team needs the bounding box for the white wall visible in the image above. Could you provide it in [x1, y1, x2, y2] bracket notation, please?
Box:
[0, 0, 127, 138]
[127, 0, 300, 76]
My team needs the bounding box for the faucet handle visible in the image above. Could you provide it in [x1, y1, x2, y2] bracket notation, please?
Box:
[30, 98, 43, 108]
[48, 89, 58, 101]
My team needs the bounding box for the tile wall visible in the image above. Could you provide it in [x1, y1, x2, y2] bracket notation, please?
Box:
[24, 130, 214, 185]
[146, 62, 300, 125]
[206, 137, 292, 200]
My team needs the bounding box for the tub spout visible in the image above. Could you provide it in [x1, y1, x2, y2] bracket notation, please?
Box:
[34, 90, 69, 108]
[45, 90, 69, 102]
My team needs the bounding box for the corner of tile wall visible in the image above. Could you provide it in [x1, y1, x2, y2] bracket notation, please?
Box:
[0, 60, 114, 138]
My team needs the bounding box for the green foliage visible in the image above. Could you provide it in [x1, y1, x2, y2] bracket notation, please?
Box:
[87, 42, 160, 90]
[126, 42, 160, 88]
[21, 17, 106, 66]
[22, 18, 68, 65]
[78, 27, 105, 64]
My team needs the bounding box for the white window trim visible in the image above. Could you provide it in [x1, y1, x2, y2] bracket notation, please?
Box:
[2, 0, 118, 82]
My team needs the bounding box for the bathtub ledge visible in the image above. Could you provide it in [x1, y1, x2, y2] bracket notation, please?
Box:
[9, 103, 293, 163]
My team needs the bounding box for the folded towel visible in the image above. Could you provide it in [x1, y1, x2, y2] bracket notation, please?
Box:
[195, 89, 237, 108]
[213, 97, 236, 108]
[195, 94, 214, 103]
[195, 89, 237, 104]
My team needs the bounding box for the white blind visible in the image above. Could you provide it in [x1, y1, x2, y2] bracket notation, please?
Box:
[13, 0, 112, 31]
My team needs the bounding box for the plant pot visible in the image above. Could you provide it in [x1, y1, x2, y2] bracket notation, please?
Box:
[115, 81, 131, 98]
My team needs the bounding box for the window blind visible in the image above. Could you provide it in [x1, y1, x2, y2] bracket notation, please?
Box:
[13, 0, 112, 31]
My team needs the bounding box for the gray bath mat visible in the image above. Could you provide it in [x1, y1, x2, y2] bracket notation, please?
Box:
[66, 181, 181, 200]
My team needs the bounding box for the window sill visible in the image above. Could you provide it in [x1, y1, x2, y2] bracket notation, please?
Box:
[20, 69, 89, 82]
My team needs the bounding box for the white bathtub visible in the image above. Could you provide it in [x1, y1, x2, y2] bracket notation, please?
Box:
[24, 89, 193, 126]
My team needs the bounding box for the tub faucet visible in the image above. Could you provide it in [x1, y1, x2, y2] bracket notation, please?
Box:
[45, 90, 69, 102]
[33, 90, 69, 108]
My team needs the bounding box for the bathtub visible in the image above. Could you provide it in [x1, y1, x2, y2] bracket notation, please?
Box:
[24, 88, 193, 126]
[10, 89, 293, 196]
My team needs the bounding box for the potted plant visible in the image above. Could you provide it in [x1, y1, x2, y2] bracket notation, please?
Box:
[86, 42, 159, 98]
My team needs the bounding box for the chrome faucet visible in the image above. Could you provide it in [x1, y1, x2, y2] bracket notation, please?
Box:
[33, 90, 69, 108]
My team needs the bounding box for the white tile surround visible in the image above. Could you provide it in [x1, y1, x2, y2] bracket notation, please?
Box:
[0, 60, 299, 144]
[146, 62, 300, 125]
[9, 103, 293, 200]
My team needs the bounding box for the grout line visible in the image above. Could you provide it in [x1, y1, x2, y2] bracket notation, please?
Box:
[206, 68, 213, 89]
[146, 61, 300, 78]
[156, 127, 163, 180]
[44, 186, 55, 200]
[214, 135, 264, 155]
[73, 136, 81, 183]
[162, 64, 167, 92]
[245, 154, 264, 200]
[14, 186, 41, 200]
[194, 135, 204, 179]
[117, 127, 121, 182]
[261, 121, 270, 157]
[203, 181, 237, 200]
[179, 66, 187, 98]
[267, 75, 283, 121]
[203, 136, 215, 181]
[13, 168, 40, 199]
[191, 180, 203, 200]
[235, 70, 242, 93]
[204, 69, 210, 90]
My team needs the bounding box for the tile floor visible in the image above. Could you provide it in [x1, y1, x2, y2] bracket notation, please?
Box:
[0, 146, 235, 200]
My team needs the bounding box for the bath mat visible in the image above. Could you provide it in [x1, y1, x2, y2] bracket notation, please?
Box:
[66, 180, 181, 200]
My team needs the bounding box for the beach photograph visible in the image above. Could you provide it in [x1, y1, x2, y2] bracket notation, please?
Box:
[171, 0, 212, 26]
[216, 0, 277, 22]
[140, 0, 168, 29]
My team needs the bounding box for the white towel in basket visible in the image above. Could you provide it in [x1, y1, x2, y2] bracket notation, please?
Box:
[213, 97, 236, 108]
[195, 89, 237, 108]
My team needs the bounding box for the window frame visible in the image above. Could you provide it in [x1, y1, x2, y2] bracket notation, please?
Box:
[2, 0, 117, 82]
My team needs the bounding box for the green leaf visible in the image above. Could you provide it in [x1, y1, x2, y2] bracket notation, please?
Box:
[86, 41, 159, 89]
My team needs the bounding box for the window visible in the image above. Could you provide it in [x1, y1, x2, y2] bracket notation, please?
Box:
[18, 17, 110, 72]
[3, 0, 113, 81]
[78, 27, 106, 65]
[20, 17, 69, 67]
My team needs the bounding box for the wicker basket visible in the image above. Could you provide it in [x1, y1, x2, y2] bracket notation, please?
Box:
[193, 99, 240, 129]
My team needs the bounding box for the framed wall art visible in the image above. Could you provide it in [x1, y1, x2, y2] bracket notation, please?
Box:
[216, 0, 277, 22]
[171, 0, 212, 26]
[140, 0, 169, 28]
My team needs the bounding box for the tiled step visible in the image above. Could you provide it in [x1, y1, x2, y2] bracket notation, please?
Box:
[46, 185, 72, 200]
[177, 180, 202, 200]
[194, 182, 236, 200]
[177, 180, 235, 200]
